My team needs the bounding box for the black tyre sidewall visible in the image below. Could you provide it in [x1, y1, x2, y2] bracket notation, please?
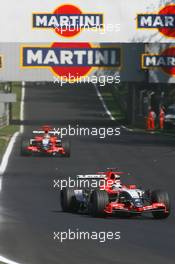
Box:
[21, 138, 31, 156]
[60, 188, 77, 212]
[62, 139, 71, 157]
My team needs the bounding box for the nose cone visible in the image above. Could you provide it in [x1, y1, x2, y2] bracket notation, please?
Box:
[134, 199, 143, 208]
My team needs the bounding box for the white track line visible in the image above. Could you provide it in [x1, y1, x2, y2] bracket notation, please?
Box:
[121, 125, 133, 132]
[0, 131, 19, 175]
[20, 81, 25, 133]
[0, 256, 21, 264]
[94, 84, 115, 121]
[94, 84, 134, 132]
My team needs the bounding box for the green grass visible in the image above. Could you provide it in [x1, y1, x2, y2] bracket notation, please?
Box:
[0, 138, 7, 156]
[100, 91, 125, 121]
[12, 82, 21, 120]
[100, 89, 175, 138]
[125, 124, 175, 137]
[0, 82, 21, 157]
[0, 125, 19, 137]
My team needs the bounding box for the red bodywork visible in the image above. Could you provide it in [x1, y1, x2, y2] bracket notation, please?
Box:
[26, 126, 66, 155]
[104, 201, 167, 215]
[27, 135, 66, 155]
[96, 169, 168, 215]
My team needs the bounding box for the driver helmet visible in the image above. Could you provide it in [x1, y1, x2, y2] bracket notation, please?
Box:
[42, 132, 50, 147]
[43, 132, 50, 139]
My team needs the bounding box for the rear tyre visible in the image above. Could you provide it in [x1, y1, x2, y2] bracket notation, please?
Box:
[21, 139, 31, 156]
[62, 139, 71, 157]
[60, 188, 78, 212]
[90, 190, 109, 217]
[151, 190, 170, 219]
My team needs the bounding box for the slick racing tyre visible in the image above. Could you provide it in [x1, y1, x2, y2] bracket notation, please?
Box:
[90, 190, 109, 217]
[21, 138, 31, 156]
[60, 188, 78, 212]
[151, 190, 170, 219]
[62, 139, 71, 157]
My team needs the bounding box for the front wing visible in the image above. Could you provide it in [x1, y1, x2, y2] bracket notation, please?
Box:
[27, 145, 66, 155]
[104, 202, 168, 214]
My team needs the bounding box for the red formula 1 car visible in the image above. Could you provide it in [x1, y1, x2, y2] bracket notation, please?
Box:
[60, 168, 170, 219]
[21, 126, 70, 157]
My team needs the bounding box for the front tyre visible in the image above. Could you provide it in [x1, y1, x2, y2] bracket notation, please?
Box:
[151, 190, 170, 219]
[62, 139, 71, 157]
[21, 139, 31, 156]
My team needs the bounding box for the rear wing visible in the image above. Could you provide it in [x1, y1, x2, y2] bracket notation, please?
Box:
[77, 174, 106, 179]
[32, 130, 58, 135]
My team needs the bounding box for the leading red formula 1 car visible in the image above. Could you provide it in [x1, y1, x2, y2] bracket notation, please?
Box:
[60, 168, 170, 219]
[21, 125, 70, 157]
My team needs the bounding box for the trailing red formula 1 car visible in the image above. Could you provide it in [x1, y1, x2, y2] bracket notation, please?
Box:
[60, 168, 170, 219]
[21, 125, 70, 157]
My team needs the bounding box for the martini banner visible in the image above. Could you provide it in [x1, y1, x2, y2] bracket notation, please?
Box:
[0, 0, 174, 42]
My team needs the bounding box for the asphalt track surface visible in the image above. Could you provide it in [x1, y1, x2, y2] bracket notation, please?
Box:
[0, 83, 175, 264]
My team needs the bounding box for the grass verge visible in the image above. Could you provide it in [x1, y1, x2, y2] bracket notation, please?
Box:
[99, 90, 126, 121]
[99, 88, 175, 137]
[129, 126, 175, 137]
[0, 82, 21, 157]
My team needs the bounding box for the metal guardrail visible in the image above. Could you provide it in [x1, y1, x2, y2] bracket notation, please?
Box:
[0, 82, 11, 128]
[0, 115, 8, 128]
